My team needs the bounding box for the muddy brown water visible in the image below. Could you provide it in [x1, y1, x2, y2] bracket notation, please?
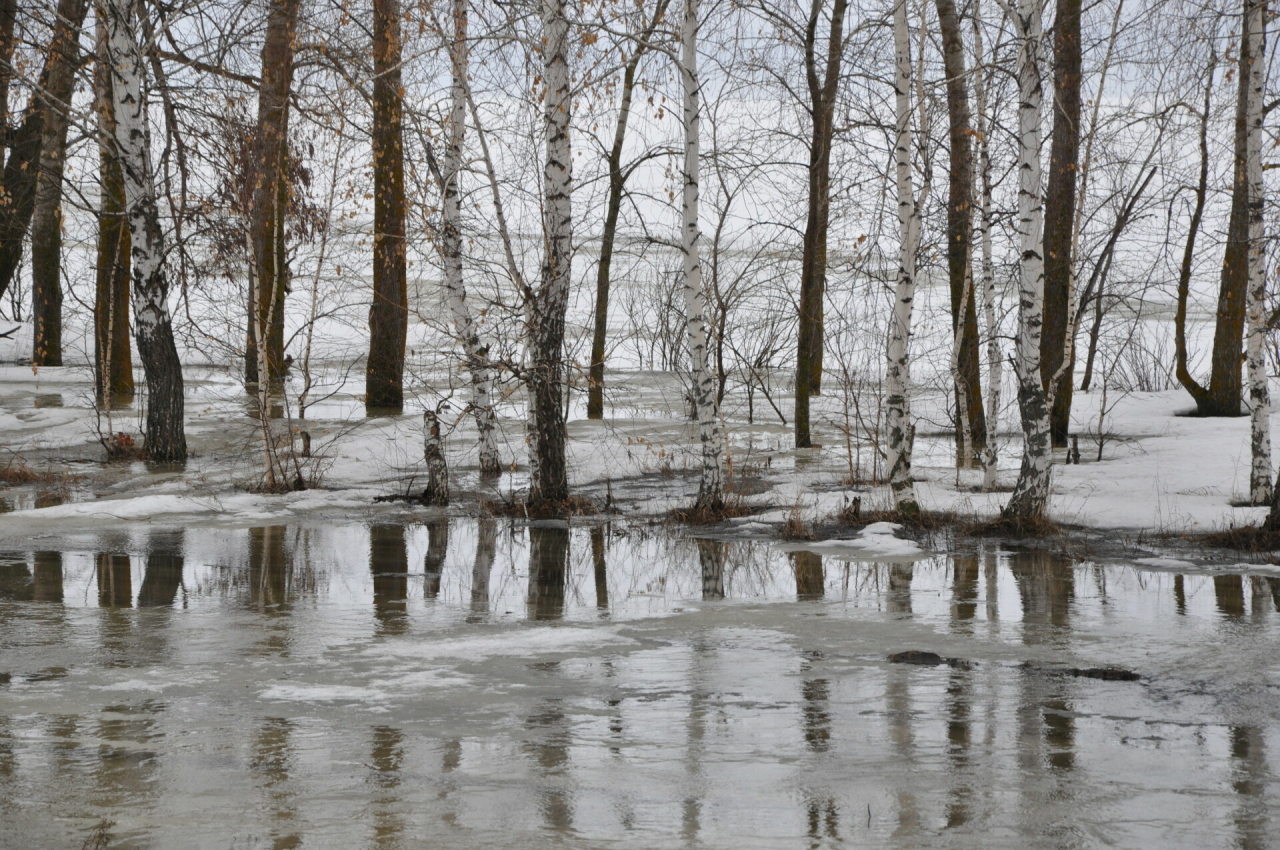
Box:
[1, 520, 1278, 849]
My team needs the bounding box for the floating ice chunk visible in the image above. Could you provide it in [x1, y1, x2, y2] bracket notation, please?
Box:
[802, 521, 926, 560]
[1134, 557, 1196, 569]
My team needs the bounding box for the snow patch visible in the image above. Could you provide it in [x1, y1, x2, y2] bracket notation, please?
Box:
[802, 521, 926, 560]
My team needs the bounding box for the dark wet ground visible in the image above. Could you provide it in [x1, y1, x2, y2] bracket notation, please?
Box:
[1, 520, 1278, 849]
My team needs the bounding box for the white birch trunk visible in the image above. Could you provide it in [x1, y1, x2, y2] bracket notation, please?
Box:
[681, 0, 723, 510]
[887, 0, 919, 513]
[441, 0, 502, 477]
[423, 410, 450, 506]
[105, 0, 186, 462]
[973, 0, 1000, 491]
[1003, 0, 1052, 519]
[1245, 0, 1271, 504]
[527, 0, 573, 504]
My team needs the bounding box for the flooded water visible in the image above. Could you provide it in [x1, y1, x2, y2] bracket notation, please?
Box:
[1, 520, 1278, 849]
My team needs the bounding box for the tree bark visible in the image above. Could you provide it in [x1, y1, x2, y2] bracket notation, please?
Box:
[30, 0, 88, 367]
[887, 0, 919, 515]
[367, 0, 408, 410]
[423, 410, 449, 506]
[94, 11, 133, 402]
[105, 0, 186, 462]
[587, 0, 670, 420]
[1003, 0, 1052, 520]
[1040, 0, 1081, 447]
[246, 0, 301, 388]
[934, 0, 986, 467]
[1204, 2, 1255, 417]
[794, 0, 847, 447]
[527, 0, 573, 507]
[440, 0, 501, 474]
[681, 0, 723, 511]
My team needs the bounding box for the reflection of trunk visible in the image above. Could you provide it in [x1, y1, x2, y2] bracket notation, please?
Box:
[1242, 0, 1269, 503]
[681, 0, 724, 510]
[30, 0, 88, 366]
[887, 0, 918, 515]
[697, 538, 724, 600]
[934, 0, 986, 467]
[590, 524, 609, 609]
[794, 0, 848, 446]
[137, 531, 183, 607]
[94, 16, 133, 403]
[370, 525, 408, 629]
[1040, 0, 1081, 448]
[367, 0, 408, 410]
[1228, 726, 1268, 850]
[470, 517, 495, 618]
[424, 518, 449, 599]
[105, 0, 187, 462]
[792, 551, 824, 600]
[96, 553, 132, 607]
[246, 0, 301, 388]
[1204, 1, 1258, 417]
[32, 551, 63, 603]
[527, 525, 568, 620]
[440, 0, 500, 472]
[1214, 574, 1245, 619]
[588, 0, 671, 420]
[1003, 0, 1052, 520]
[248, 526, 289, 609]
[527, 0, 573, 507]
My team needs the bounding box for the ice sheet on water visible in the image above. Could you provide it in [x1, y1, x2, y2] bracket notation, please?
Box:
[371, 625, 639, 662]
[801, 521, 926, 560]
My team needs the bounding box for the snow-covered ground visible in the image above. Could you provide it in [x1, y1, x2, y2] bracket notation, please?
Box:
[0, 357, 1272, 542]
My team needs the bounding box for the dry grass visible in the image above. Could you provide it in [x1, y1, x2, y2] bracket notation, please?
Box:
[0, 457, 49, 485]
[964, 513, 1063, 539]
[1190, 523, 1280, 553]
[485, 494, 600, 519]
[102, 431, 145, 461]
[667, 493, 764, 524]
[781, 502, 815, 540]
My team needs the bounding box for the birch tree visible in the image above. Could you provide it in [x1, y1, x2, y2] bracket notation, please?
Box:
[973, 0, 1000, 490]
[1243, 0, 1269, 504]
[681, 0, 724, 511]
[527, 0, 574, 507]
[440, 0, 502, 475]
[94, 7, 132, 403]
[104, 0, 186, 462]
[1000, 0, 1052, 520]
[886, 0, 920, 514]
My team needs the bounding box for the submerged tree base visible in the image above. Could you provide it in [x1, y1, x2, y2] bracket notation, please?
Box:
[967, 514, 1062, 539]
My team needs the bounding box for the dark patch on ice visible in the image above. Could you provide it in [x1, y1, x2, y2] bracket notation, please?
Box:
[0, 672, 10, 685]
[889, 650, 972, 669]
[1068, 666, 1141, 682]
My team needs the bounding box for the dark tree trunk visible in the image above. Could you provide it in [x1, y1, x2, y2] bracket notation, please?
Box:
[935, 0, 987, 464]
[367, 0, 407, 411]
[29, 0, 88, 367]
[0, 0, 15, 146]
[1204, 4, 1254, 417]
[1175, 69, 1214, 407]
[794, 0, 847, 447]
[528, 0, 573, 507]
[587, 0, 669, 420]
[1039, 0, 1080, 447]
[0, 0, 86, 304]
[31, 13, 86, 367]
[246, 0, 301, 388]
[94, 17, 133, 403]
